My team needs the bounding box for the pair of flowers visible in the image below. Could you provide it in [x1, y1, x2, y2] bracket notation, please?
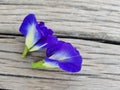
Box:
[20, 14, 82, 72]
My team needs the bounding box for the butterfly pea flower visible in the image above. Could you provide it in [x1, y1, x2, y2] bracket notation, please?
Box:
[32, 41, 82, 72]
[20, 14, 57, 58]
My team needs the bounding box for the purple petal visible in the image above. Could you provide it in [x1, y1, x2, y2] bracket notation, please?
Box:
[48, 42, 80, 61]
[44, 55, 82, 72]
[58, 56, 82, 72]
[44, 58, 59, 67]
[38, 22, 53, 37]
[20, 14, 37, 37]
[46, 41, 65, 57]
[45, 42, 82, 72]
[29, 35, 58, 52]
[19, 14, 41, 49]
[39, 21, 45, 26]
[42, 35, 58, 49]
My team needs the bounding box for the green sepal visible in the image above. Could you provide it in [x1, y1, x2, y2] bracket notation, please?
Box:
[32, 61, 50, 69]
[21, 46, 29, 58]
[31, 60, 58, 69]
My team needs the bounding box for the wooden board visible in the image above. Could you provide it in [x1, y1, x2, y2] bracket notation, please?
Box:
[0, 0, 120, 90]
[0, 0, 120, 42]
[0, 35, 120, 90]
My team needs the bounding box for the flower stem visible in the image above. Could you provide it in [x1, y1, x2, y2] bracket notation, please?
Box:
[21, 46, 28, 58]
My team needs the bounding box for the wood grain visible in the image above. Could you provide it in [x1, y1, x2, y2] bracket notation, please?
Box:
[0, 35, 120, 90]
[0, 0, 120, 43]
[0, 0, 120, 90]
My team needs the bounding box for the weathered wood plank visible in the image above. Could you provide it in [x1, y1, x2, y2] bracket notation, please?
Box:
[0, 35, 120, 90]
[0, 0, 120, 90]
[0, 0, 120, 42]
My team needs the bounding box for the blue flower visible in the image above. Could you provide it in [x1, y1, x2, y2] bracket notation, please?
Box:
[32, 41, 82, 72]
[19, 14, 57, 58]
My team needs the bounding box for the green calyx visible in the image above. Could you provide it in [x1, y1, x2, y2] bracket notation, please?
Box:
[31, 61, 49, 69]
[21, 46, 29, 58]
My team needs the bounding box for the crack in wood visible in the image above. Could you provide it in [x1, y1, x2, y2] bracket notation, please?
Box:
[58, 36, 120, 45]
[0, 33, 120, 45]
[0, 73, 75, 81]
[89, 76, 120, 81]
[15, 67, 62, 73]
[87, 52, 120, 56]
[0, 57, 28, 63]
[103, 73, 120, 76]
[65, 73, 100, 77]
[0, 3, 42, 6]
[96, 62, 119, 65]
[0, 50, 21, 54]
[0, 89, 10, 90]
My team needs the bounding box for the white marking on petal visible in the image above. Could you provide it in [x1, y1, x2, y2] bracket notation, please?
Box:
[29, 43, 47, 52]
[43, 62, 58, 68]
[49, 51, 80, 61]
[49, 51, 70, 61]
[25, 23, 39, 49]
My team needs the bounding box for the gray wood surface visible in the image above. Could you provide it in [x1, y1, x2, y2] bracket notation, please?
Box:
[0, 0, 120, 90]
